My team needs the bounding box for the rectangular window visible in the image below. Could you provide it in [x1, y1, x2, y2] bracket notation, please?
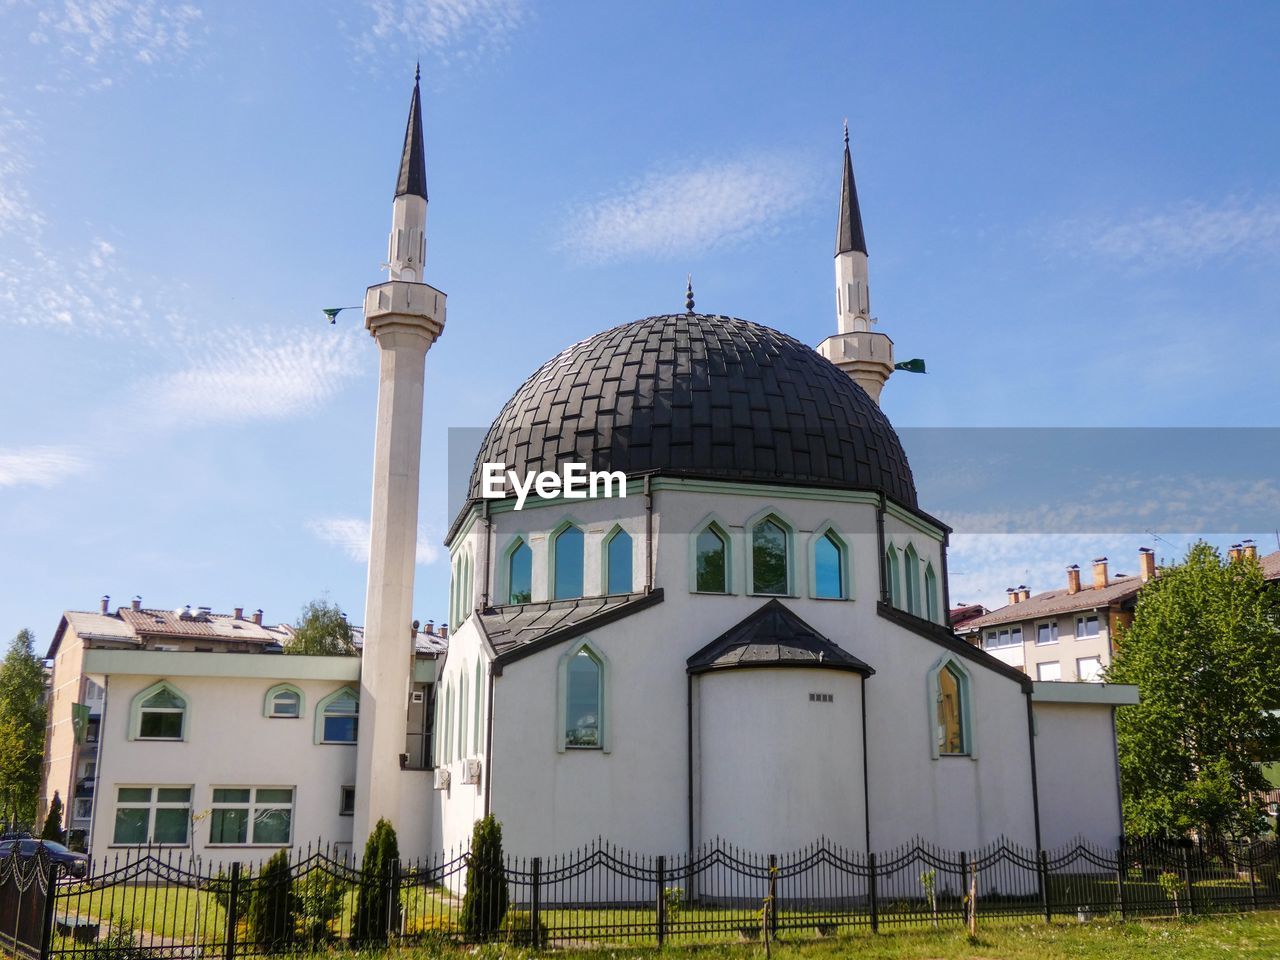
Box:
[1035, 622, 1058, 645]
[72, 798, 93, 821]
[984, 628, 1021, 650]
[1077, 656, 1103, 682]
[1037, 661, 1061, 682]
[112, 786, 191, 845]
[1076, 615, 1100, 638]
[339, 786, 356, 816]
[209, 787, 294, 846]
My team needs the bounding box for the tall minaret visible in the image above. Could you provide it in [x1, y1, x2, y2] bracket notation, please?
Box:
[817, 124, 895, 404]
[354, 66, 446, 846]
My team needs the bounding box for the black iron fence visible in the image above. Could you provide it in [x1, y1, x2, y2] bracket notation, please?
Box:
[3, 835, 1279, 957]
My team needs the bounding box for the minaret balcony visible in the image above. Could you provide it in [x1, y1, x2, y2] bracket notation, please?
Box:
[364, 280, 446, 343]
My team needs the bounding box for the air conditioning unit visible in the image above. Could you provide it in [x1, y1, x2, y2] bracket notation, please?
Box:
[433, 767, 450, 790]
[462, 759, 482, 785]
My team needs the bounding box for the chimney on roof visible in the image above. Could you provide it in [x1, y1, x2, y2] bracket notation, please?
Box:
[100, 595, 110, 615]
[1006, 587, 1018, 605]
[1018, 585, 1030, 602]
[1092, 557, 1109, 590]
[1228, 543, 1243, 562]
[197, 606, 212, 619]
[233, 607, 243, 620]
[424, 620, 434, 636]
[439, 623, 449, 640]
[1139, 547, 1156, 583]
[131, 596, 142, 611]
[252, 609, 263, 626]
[1066, 565, 1081, 595]
[1244, 539, 1258, 561]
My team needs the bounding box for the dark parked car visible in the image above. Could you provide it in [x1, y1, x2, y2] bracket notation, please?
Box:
[0, 838, 88, 877]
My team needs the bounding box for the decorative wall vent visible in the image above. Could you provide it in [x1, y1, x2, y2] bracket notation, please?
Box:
[809, 692, 834, 703]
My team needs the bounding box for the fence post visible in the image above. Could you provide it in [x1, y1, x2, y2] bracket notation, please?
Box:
[224, 862, 241, 960]
[867, 852, 879, 934]
[767, 854, 778, 940]
[1115, 836, 1127, 921]
[1180, 845, 1196, 916]
[38, 861, 59, 960]
[655, 855, 666, 947]
[387, 858, 402, 940]
[530, 857, 542, 947]
[1038, 850, 1051, 923]
[1247, 846, 1259, 911]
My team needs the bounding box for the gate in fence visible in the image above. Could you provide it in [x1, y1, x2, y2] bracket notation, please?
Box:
[0, 853, 55, 960]
[11, 835, 1280, 957]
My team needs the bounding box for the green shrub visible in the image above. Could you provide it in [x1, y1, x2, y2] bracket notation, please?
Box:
[247, 850, 297, 951]
[353, 818, 401, 943]
[298, 868, 348, 946]
[41, 793, 65, 843]
[663, 885, 684, 918]
[501, 909, 548, 948]
[213, 864, 254, 919]
[93, 916, 146, 960]
[460, 815, 508, 942]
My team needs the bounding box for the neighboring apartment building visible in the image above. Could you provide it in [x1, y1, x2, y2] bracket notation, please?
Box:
[958, 551, 1156, 681]
[42, 597, 445, 857]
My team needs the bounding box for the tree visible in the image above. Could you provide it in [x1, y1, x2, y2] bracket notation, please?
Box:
[0, 629, 46, 823]
[248, 850, 297, 951]
[284, 599, 355, 657]
[460, 815, 508, 942]
[41, 792, 64, 842]
[353, 818, 400, 943]
[1109, 541, 1280, 840]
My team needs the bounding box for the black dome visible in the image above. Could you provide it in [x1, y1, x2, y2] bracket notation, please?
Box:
[468, 314, 916, 507]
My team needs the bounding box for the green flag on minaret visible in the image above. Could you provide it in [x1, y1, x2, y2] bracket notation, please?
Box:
[894, 358, 927, 374]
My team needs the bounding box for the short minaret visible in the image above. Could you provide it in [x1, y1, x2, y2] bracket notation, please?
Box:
[817, 124, 895, 404]
[354, 67, 447, 847]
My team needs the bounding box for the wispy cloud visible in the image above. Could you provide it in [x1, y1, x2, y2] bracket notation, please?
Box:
[25, 0, 204, 80]
[357, 0, 526, 64]
[1050, 197, 1280, 267]
[132, 328, 367, 428]
[307, 516, 441, 565]
[560, 152, 819, 264]
[0, 446, 91, 488]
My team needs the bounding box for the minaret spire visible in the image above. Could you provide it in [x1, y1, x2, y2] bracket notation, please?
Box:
[387, 68, 429, 282]
[817, 123, 895, 404]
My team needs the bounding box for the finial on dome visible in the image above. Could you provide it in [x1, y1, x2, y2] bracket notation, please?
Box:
[843, 118, 849, 147]
[685, 275, 695, 314]
[415, 61, 421, 83]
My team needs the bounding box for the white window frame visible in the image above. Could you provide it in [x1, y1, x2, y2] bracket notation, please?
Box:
[1076, 615, 1101, 638]
[1037, 661, 1062, 682]
[128, 680, 189, 742]
[72, 797, 93, 821]
[263, 683, 305, 719]
[339, 785, 356, 817]
[111, 785, 192, 846]
[746, 508, 796, 597]
[1076, 656, 1104, 682]
[314, 687, 359, 745]
[207, 786, 295, 847]
[1035, 621, 1059, 646]
[556, 640, 610, 754]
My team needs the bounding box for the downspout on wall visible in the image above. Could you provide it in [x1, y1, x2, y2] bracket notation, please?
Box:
[644, 475, 654, 593]
[861, 675, 872, 852]
[483, 667, 497, 817]
[876, 493, 889, 603]
[686, 673, 695, 854]
[1025, 692, 1043, 852]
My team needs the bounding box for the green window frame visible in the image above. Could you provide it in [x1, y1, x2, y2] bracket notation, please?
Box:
[557, 641, 609, 753]
[551, 522, 585, 600]
[749, 514, 792, 596]
[314, 687, 359, 745]
[472, 659, 484, 755]
[504, 537, 533, 604]
[129, 681, 189, 742]
[112, 786, 191, 845]
[208, 786, 294, 846]
[809, 523, 851, 600]
[884, 546, 901, 607]
[603, 526, 634, 595]
[264, 683, 304, 719]
[927, 656, 975, 759]
[691, 517, 732, 594]
[924, 562, 939, 623]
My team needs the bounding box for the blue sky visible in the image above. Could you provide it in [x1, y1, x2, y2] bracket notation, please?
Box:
[2, 0, 1279, 646]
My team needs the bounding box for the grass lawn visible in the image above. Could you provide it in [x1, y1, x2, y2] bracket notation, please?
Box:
[382, 912, 1280, 959]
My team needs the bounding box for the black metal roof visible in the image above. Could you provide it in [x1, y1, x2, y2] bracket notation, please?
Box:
[479, 590, 664, 664]
[836, 132, 867, 256]
[687, 599, 874, 676]
[466, 313, 916, 506]
[395, 74, 427, 200]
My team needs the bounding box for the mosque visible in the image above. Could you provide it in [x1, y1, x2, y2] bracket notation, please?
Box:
[357, 73, 1135, 859]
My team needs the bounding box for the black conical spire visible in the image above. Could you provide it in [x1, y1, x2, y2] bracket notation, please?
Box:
[395, 65, 428, 200]
[836, 120, 867, 257]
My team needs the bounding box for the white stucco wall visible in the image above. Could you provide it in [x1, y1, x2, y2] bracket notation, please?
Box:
[429, 619, 489, 858]
[697, 668, 866, 853]
[1032, 701, 1123, 850]
[90, 673, 358, 865]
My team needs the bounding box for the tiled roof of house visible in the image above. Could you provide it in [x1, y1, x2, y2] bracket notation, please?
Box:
[61, 611, 139, 644]
[966, 574, 1144, 630]
[118, 607, 293, 643]
[1262, 550, 1280, 583]
[948, 604, 987, 631]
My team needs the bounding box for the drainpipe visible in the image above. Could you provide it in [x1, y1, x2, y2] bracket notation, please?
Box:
[876, 493, 889, 602]
[483, 666, 497, 817]
[1025, 691, 1044, 853]
[686, 674, 695, 854]
[939, 529, 954, 627]
[480, 500, 492, 609]
[861, 675, 872, 853]
[644, 475, 654, 593]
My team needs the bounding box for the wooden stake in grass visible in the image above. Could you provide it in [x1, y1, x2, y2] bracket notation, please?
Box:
[967, 861, 978, 938]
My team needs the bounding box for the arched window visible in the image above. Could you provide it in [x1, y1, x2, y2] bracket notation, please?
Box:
[472, 659, 484, 755]
[264, 684, 303, 719]
[552, 524, 584, 600]
[604, 528, 633, 595]
[751, 516, 790, 595]
[132, 682, 187, 741]
[904, 544, 921, 615]
[564, 647, 603, 749]
[459, 670, 470, 760]
[812, 528, 847, 599]
[507, 539, 532, 604]
[885, 546, 901, 607]
[316, 688, 359, 744]
[925, 562, 939, 623]
[935, 663, 968, 755]
[444, 682, 454, 763]
[694, 523, 729, 593]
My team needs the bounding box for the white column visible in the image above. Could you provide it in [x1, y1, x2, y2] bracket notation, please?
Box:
[354, 280, 445, 847]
